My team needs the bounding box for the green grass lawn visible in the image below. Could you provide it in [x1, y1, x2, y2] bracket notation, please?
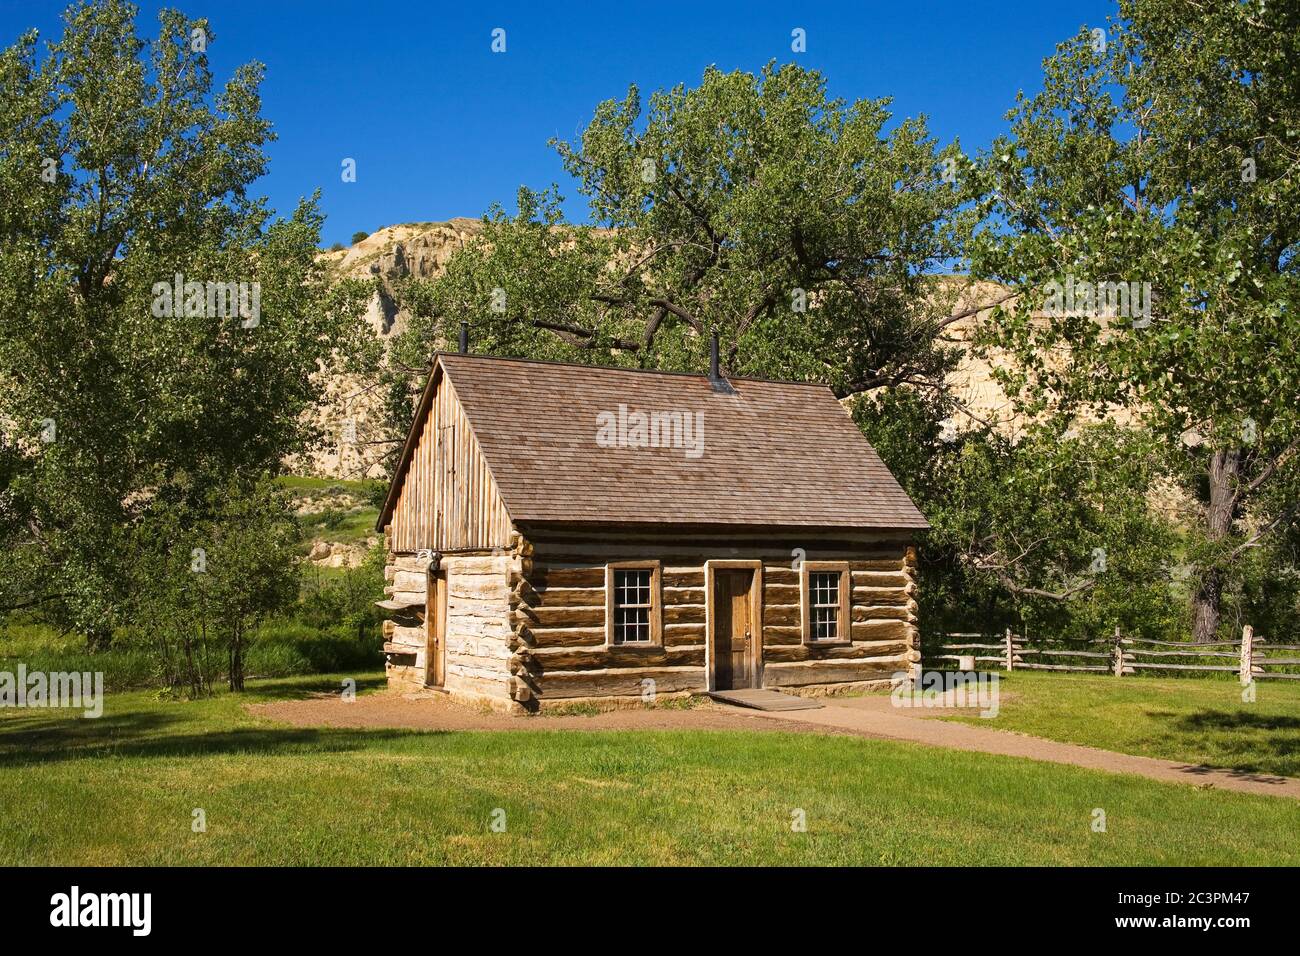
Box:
[0, 617, 158, 690]
[940, 671, 1300, 778]
[2, 674, 1298, 866]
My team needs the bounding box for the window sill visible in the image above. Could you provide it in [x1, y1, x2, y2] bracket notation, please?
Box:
[804, 639, 853, 648]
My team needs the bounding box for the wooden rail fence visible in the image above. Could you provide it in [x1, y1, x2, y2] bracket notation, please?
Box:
[928, 625, 1299, 683]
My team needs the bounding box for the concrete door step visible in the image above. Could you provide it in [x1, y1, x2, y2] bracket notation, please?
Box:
[708, 688, 824, 711]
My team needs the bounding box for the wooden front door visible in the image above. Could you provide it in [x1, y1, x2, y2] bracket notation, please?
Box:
[425, 570, 447, 687]
[712, 569, 756, 690]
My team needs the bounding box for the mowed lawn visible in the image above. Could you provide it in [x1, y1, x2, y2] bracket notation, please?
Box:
[939, 671, 1300, 779]
[1, 674, 1298, 866]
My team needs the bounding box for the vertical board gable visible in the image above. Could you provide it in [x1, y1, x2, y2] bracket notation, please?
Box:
[389, 368, 512, 553]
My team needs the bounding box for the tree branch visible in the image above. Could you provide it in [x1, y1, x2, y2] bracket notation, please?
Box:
[982, 565, 1096, 601]
[1228, 501, 1300, 560]
[1240, 436, 1300, 500]
[530, 318, 641, 352]
[933, 289, 1018, 331]
[647, 298, 704, 332]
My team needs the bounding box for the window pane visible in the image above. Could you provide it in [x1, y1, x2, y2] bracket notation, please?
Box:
[809, 572, 840, 641]
[613, 569, 654, 644]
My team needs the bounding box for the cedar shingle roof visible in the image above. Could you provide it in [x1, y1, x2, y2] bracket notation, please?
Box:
[380, 353, 927, 531]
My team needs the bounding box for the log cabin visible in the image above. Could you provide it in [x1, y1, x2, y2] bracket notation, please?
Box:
[375, 347, 928, 713]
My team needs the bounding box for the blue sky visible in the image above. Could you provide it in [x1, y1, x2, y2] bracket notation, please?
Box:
[2, 0, 1115, 246]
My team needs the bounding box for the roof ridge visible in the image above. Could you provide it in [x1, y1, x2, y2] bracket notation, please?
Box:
[434, 351, 834, 390]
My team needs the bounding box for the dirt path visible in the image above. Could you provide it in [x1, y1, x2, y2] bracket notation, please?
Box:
[247, 691, 831, 736]
[249, 690, 1300, 800]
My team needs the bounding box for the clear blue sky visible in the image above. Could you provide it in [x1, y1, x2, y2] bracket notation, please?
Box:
[2, 0, 1115, 246]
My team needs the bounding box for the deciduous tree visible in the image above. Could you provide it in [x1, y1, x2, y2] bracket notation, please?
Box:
[0, 0, 372, 645]
[387, 62, 985, 436]
[970, 1, 1300, 640]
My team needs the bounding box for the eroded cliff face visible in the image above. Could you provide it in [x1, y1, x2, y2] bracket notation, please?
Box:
[296, 220, 486, 481]
[319, 218, 485, 338]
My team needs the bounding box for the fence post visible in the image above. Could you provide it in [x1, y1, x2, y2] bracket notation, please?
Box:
[1112, 625, 1124, 677]
[1005, 627, 1014, 672]
[1239, 624, 1254, 686]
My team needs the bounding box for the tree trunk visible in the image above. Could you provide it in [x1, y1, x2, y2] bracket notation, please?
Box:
[228, 633, 245, 692]
[1191, 448, 1240, 643]
[86, 625, 113, 653]
[1191, 571, 1223, 644]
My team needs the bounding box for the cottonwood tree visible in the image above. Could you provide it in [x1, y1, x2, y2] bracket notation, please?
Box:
[388, 62, 990, 436]
[970, 1, 1300, 641]
[0, 0, 372, 645]
[855, 389, 1180, 639]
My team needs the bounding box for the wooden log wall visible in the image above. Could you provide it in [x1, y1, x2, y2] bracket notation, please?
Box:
[440, 552, 514, 703]
[388, 371, 512, 554]
[382, 537, 519, 708]
[508, 528, 921, 702]
[382, 550, 428, 690]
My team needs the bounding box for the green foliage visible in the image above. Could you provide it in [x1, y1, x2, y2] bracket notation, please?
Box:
[293, 543, 386, 643]
[0, 534, 385, 692]
[1213, 537, 1300, 643]
[385, 61, 977, 438]
[6, 0, 1293, 661]
[123, 477, 300, 694]
[0, 1, 373, 645]
[276, 474, 382, 497]
[939, 423, 1181, 641]
[856, 389, 1182, 639]
[350, 230, 369, 245]
[969, 1, 1300, 638]
[0, 616, 155, 690]
[296, 506, 376, 549]
[278, 474, 383, 549]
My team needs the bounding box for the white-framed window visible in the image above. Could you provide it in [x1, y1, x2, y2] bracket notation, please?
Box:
[605, 561, 662, 646]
